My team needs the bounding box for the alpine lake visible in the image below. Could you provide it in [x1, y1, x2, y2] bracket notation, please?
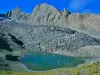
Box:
[19, 51, 85, 71]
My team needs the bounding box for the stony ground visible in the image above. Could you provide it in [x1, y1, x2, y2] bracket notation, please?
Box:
[0, 20, 100, 57]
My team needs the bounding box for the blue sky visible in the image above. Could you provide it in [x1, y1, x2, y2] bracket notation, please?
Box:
[0, 0, 100, 14]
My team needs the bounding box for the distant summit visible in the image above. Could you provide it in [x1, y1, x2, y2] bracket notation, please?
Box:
[5, 3, 70, 25]
[32, 3, 70, 16]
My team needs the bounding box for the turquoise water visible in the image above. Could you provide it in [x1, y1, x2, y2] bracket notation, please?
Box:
[19, 51, 84, 71]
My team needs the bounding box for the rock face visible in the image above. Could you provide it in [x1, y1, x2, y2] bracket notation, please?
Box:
[8, 7, 31, 24]
[68, 13, 100, 38]
[0, 34, 12, 51]
[6, 3, 100, 38]
[31, 3, 70, 26]
[7, 3, 70, 26]
[0, 32, 24, 51]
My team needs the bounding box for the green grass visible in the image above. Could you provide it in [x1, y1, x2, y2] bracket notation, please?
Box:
[0, 62, 100, 75]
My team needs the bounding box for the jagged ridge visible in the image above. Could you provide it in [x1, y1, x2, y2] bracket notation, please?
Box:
[1, 3, 99, 38]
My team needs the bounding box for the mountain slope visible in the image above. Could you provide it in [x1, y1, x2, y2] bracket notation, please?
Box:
[4, 3, 100, 38]
[0, 20, 100, 54]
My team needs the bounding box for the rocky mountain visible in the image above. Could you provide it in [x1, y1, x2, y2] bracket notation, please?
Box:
[1, 3, 100, 71]
[6, 3, 70, 26]
[0, 19, 100, 71]
[0, 3, 100, 54]
[5, 3, 100, 38]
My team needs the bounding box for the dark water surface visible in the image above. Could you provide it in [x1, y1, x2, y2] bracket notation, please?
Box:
[19, 51, 84, 71]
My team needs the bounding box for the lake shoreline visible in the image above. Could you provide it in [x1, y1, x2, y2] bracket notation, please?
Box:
[7, 50, 100, 72]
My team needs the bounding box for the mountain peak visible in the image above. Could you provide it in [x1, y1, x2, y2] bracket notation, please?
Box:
[39, 3, 50, 6]
[63, 8, 70, 13]
[62, 8, 71, 16]
[32, 3, 58, 15]
[7, 3, 71, 25]
[8, 7, 23, 20]
[13, 7, 22, 12]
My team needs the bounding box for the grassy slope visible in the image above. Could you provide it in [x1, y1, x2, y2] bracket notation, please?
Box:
[0, 62, 100, 75]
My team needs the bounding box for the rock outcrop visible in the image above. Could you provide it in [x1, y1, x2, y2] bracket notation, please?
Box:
[0, 34, 12, 51]
[0, 32, 24, 51]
